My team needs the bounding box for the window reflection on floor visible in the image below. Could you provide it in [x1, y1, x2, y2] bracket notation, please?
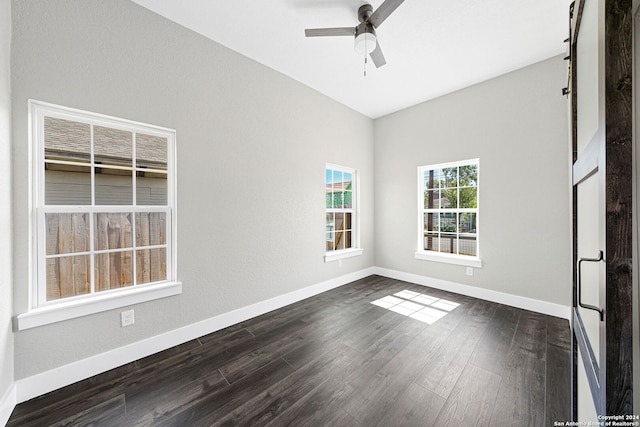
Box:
[371, 289, 460, 324]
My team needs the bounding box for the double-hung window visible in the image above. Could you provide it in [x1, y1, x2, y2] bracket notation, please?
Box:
[415, 159, 481, 267]
[21, 101, 180, 329]
[325, 164, 362, 262]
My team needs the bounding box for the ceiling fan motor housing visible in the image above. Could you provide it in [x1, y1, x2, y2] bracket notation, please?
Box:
[355, 4, 377, 55]
[358, 4, 374, 23]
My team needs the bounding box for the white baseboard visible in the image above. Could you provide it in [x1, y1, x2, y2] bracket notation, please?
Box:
[374, 267, 571, 320]
[0, 383, 16, 427]
[14, 267, 376, 404]
[11, 265, 570, 408]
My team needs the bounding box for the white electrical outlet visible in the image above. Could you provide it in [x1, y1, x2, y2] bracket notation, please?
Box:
[466, 267, 474, 276]
[121, 309, 135, 327]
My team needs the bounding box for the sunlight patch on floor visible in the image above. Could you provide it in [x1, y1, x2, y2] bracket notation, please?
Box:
[371, 290, 460, 324]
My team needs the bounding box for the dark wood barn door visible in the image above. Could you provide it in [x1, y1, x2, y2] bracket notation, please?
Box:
[568, 0, 633, 421]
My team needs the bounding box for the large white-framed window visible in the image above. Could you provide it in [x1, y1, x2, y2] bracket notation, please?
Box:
[19, 100, 181, 330]
[325, 164, 362, 262]
[415, 159, 481, 268]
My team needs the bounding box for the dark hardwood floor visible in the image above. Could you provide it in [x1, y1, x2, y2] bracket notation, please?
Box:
[7, 275, 571, 426]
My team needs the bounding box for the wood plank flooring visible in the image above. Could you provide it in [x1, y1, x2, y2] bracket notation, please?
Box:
[7, 275, 571, 426]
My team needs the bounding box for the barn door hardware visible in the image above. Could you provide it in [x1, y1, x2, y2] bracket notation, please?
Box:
[577, 250, 605, 321]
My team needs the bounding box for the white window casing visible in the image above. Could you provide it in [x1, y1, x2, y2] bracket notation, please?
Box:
[19, 100, 181, 330]
[415, 159, 482, 268]
[324, 164, 362, 262]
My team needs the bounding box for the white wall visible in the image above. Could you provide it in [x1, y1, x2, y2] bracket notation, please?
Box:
[11, 0, 374, 379]
[0, 0, 14, 417]
[9, 0, 572, 395]
[374, 56, 572, 306]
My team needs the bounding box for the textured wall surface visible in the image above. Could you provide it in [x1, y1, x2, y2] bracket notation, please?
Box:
[11, 0, 571, 386]
[11, 0, 374, 379]
[374, 56, 571, 306]
[0, 0, 14, 407]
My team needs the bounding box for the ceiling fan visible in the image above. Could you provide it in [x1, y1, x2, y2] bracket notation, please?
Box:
[304, 0, 406, 69]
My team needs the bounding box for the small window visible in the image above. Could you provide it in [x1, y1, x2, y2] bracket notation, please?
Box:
[416, 159, 481, 267]
[325, 164, 362, 262]
[22, 101, 180, 329]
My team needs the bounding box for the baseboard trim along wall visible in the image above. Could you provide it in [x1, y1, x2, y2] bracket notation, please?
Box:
[13, 267, 377, 404]
[11, 266, 571, 409]
[0, 383, 16, 427]
[374, 267, 571, 320]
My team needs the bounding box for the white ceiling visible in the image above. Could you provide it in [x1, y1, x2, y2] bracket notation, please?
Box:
[132, 0, 570, 118]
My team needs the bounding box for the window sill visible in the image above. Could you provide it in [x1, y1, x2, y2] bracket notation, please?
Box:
[16, 281, 182, 330]
[325, 248, 363, 263]
[414, 251, 482, 268]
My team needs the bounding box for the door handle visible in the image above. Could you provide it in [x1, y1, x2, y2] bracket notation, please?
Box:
[577, 251, 604, 321]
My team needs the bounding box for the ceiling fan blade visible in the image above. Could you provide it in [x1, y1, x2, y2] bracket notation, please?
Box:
[370, 42, 386, 68]
[305, 27, 355, 37]
[369, 0, 405, 28]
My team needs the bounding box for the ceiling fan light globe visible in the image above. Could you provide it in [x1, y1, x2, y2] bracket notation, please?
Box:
[354, 32, 377, 55]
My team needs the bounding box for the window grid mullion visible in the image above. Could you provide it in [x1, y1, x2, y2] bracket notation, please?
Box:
[37, 110, 46, 307]
[89, 124, 96, 295]
[132, 132, 137, 286]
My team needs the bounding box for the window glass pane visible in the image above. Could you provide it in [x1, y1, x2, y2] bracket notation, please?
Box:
[136, 248, 167, 284]
[439, 213, 457, 233]
[423, 212, 439, 252]
[45, 165, 91, 205]
[335, 213, 345, 232]
[95, 251, 133, 291]
[459, 236, 477, 256]
[327, 212, 350, 251]
[440, 188, 458, 208]
[325, 168, 333, 188]
[343, 172, 353, 190]
[46, 213, 90, 255]
[326, 233, 335, 251]
[424, 212, 439, 233]
[46, 255, 91, 301]
[459, 213, 477, 234]
[424, 169, 441, 190]
[343, 190, 353, 209]
[136, 133, 167, 170]
[94, 213, 133, 251]
[94, 126, 132, 167]
[460, 164, 478, 187]
[459, 187, 477, 209]
[439, 234, 457, 253]
[424, 189, 438, 209]
[344, 212, 352, 230]
[425, 237, 441, 252]
[326, 212, 335, 249]
[344, 231, 352, 250]
[44, 116, 91, 163]
[424, 233, 437, 251]
[331, 191, 344, 209]
[326, 169, 335, 208]
[442, 167, 458, 188]
[332, 170, 343, 191]
[136, 173, 167, 206]
[135, 212, 166, 247]
[95, 171, 132, 205]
